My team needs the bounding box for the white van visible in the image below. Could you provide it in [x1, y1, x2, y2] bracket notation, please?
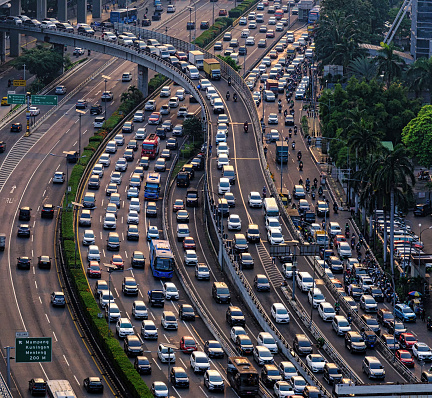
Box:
[218, 178, 231, 195]
[296, 271, 314, 292]
[263, 197, 279, 219]
[186, 65, 200, 79]
[158, 46, 170, 60]
[213, 98, 224, 114]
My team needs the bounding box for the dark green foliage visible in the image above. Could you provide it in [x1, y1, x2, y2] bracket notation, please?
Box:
[217, 55, 241, 72]
[148, 74, 168, 94]
[193, 17, 234, 48]
[183, 116, 203, 142]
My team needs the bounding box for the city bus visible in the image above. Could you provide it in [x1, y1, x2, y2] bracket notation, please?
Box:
[149, 239, 174, 278]
[110, 8, 138, 23]
[141, 133, 160, 159]
[227, 357, 259, 397]
[308, 6, 320, 23]
[145, 172, 161, 200]
[275, 9, 283, 19]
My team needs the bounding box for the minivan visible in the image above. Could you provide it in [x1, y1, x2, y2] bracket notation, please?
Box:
[186, 65, 199, 79]
[218, 178, 231, 194]
[107, 232, 120, 251]
[296, 271, 314, 292]
[177, 224, 190, 241]
[212, 282, 230, 303]
[222, 165, 236, 185]
[83, 192, 96, 208]
[263, 197, 279, 219]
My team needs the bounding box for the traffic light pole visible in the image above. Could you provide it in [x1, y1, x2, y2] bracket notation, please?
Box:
[25, 92, 31, 136]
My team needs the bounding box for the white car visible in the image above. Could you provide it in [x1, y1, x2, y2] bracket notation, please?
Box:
[412, 342, 432, 361]
[239, 17, 247, 25]
[230, 326, 246, 342]
[129, 198, 140, 212]
[168, 97, 179, 108]
[144, 100, 156, 111]
[114, 134, 125, 146]
[306, 354, 327, 372]
[53, 171, 65, 183]
[110, 172, 122, 185]
[279, 362, 298, 381]
[133, 110, 145, 122]
[105, 140, 117, 153]
[227, 214, 242, 230]
[307, 287, 325, 308]
[55, 85, 66, 94]
[268, 228, 284, 245]
[132, 300, 148, 319]
[161, 311, 178, 330]
[271, 303, 290, 323]
[318, 302, 335, 321]
[184, 250, 198, 266]
[257, 332, 278, 353]
[290, 376, 307, 393]
[283, 263, 294, 279]
[246, 36, 255, 45]
[82, 229, 95, 246]
[218, 178, 231, 195]
[218, 114, 229, 124]
[217, 153, 230, 169]
[116, 317, 134, 338]
[147, 225, 159, 240]
[338, 241, 352, 258]
[87, 245, 100, 261]
[163, 282, 179, 300]
[175, 89, 186, 100]
[92, 163, 104, 177]
[177, 107, 188, 117]
[274, 381, 295, 398]
[328, 222, 342, 238]
[195, 263, 210, 280]
[360, 295, 378, 312]
[99, 153, 110, 167]
[103, 213, 117, 229]
[29, 106, 40, 116]
[134, 128, 146, 140]
[332, 315, 352, 335]
[160, 86, 171, 97]
[253, 346, 274, 366]
[268, 113, 279, 124]
[127, 210, 140, 224]
[241, 29, 250, 38]
[105, 302, 121, 322]
[217, 143, 229, 156]
[265, 217, 281, 232]
[199, 79, 212, 90]
[190, 351, 210, 373]
[157, 344, 176, 363]
[99, 291, 114, 308]
[248, 191, 263, 208]
[151, 382, 168, 398]
[206, 86, 218, 100]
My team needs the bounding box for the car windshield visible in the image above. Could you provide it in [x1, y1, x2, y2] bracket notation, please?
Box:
[136, 304, 146, 310]
[324, 307, 334, 313]
[231, 310, 243, 316]
[154, 385, 166, 391]
[367, 319, 379, 326]
[312, 356, 324, 362]
[294, 378, 306, 386]
[146, 324, 156, 330]
[315, 294, 325, 300]
[267, 369, 279, 376]
[338, 320, 349, 327]
[402, 308, 413, 313]
[400, 352, 411, 359]
[208, 342, 220, 348]
[352, 336, 364, 342]
[406, 335, 416, 342]
[365, 298, 376, 304]
[209, 374, 223, 382]
[260, 350, 272, 358]
[394, 323, 405, 330]
[263, 337, 274, 344]
[196, 356, 208, 363]
[418, 345, 430, 351]
[370, 362, 383, 369]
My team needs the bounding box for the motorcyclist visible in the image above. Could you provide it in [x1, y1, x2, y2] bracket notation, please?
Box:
[226, 91, 230, 100]
[284, 109, 288, 117]
[297, 151, 302, 160]
[292, 141, 295, 150]
[347, 312, 352, 324]
[333, 202, 338, 213]
[305, 178, 310, 187]
[345, 223, 350, 233]
[313, 177, 318, 187]
[334, 301, 340, 313]
[299, 160, 303, 171]
[262, 186, 267, 198]
[244, 121, 248, 132]
[299, 178, 303, 186]
[294, 125, 298, 134]
[233, 92, 237, 102]
[318, 186, 323, 196]
[228, 76, 232, 86]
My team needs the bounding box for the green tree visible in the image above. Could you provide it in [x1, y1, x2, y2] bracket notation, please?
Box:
[12, 45, 66, 84]
[376, 42, 405, 88]
[183, 116, 203, 142]
[405, 57, 432, 97]
[120, 85, 143, 104]
[371, 144, 414, 275]
[402, 105, 432, 167]
[348, 57, 377, 82]
[217, 55, 241, 72]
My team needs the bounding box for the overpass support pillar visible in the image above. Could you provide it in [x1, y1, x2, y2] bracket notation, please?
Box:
[138, 65, 148, 98]
[53, 43, 65, 74]
[77, 0, 88, 24]
[57, 0, 67, 22]
[37, 0, 47, 21]
[92, 0, 101, 19]
[0, 31, 6, 64]
[10, 0, 21, 57]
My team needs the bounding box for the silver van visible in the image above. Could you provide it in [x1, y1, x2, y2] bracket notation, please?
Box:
[222, 165, 236, 185]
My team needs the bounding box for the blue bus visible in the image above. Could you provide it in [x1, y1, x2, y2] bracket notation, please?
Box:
[145, 172, 161, 200]
[149, 240, 174, 278]
[110, 8, 138, 23]
[308, 6, 320, 23]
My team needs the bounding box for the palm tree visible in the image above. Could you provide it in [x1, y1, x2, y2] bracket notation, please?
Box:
[348, 118, 383, 162]
[371, 144, 415, 276]
[375, 42, 405, 88]
[405, 57, 432, 97]
[348, 56, 377, 82]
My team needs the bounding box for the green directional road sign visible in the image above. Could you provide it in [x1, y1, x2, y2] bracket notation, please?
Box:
[15, 337, 52, 363]
[31, 95, 58, 106]
[7, 94, 26, 104]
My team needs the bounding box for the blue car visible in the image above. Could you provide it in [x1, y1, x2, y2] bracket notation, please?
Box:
[394, 304, 416, 323]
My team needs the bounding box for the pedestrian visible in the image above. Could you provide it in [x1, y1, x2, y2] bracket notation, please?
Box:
[264, 146, 268, 158]
[421, 308, 426, 322]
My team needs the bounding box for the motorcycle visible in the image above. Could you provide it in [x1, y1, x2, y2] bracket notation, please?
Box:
[226, 91, 230, 100]
[292, 142, 295, 150]
[311, 191, 315, 200]
[233, 93, 237, 102]
[297, 151, 302, 161]
[244, 123, 248, 133]
[294, 126, 298, 135]
[335, 305, 340, 315]
[333, 203, 338, 214]
[278, 104, 282, 113]
[427, 319, 432, 331]
[318, 186, 323, 197]
[299, 161, 303, 171]
[228, 76, 231, 86]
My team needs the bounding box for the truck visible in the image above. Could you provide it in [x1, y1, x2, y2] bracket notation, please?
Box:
[189, 50, 205, 70]
[46, 380, 76, 398]
[265, 79, 279, 96]
[203, 58, 221, 80]
[314, 230, 329, 246]
[275, 141, 289, 163]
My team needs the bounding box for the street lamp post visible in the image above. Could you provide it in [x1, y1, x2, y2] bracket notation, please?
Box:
[103, 264, 117, 323]
[72, 201, 84, 268]
[76, 109, 86, 160]
[50, 151, 76, 207]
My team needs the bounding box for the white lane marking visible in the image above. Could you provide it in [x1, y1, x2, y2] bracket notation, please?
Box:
[63, 354, 70, 366]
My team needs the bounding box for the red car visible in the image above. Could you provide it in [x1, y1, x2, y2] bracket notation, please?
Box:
[173, 199, 185, 212]
[87, 261, 102, 278]
[179, 335, 197, 353]
[183, 237, 196, 250]
[175, 52, 188, 61]
[396, 349, 415, 367]
[333, 234, 347, 248]
[218, 9, 227, 16]
[148, 112, 162, 125]
[399, 333, 417, 349]
[111, 254, 124, 270]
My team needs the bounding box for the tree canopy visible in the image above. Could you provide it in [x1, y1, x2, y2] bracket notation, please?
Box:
[402, 105, 432, 167]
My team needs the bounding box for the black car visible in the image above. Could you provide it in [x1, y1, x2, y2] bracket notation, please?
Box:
[152, 13, 161, 20]
[344, 331, 367, 353]
[421, 371, 432, 383]
[186, 189, 199, 207]
[204, 340, 224, 358]
[156, 127, 166, 139]
[76, 99, 88, 109]
[134, 356, 152, 374]
[19, 206, 32, 221]
[131, 251, 145, 267]
[377, 308, 394, 328]
[38, 256, 51, 269]
[147, 290, 164, 307]
[179, 304, 195, 321]
[17, 256, 31, 270]
[261, 364, 282, 387]
[166, 137, 178, 149]
[170, 367, 190, 388]
[124, 335, 143, 356]
[10, 122, 22, 132]
[17, 224, 30, 237]
[127, 225, 140, 241]
[369, 286, 385, 302]
[90, 104, 103, 115]
[0, 141, 6, 152]
[41, 204, 54, 219]
[142, 18, 151, 26]
[28, 378, 47, 396]
[83, 377, 104, 393]
[226, 306, 246, 326]
[239, 46, 247, 56]
[200, 21, 209, 29]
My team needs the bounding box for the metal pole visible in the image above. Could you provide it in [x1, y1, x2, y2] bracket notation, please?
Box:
[280, 138, 283, 193]
[212, 1, 214, 25]
[219, 211, 223, 270]
[108, 269, 112, 322]
[167, 347, 171, 398]
[78, 113, 82, 160]
[189, 7, 192, 43]
[292, 246, 297, 300]
[104, 79, 107, 115]
[5, 346, 12, 388]
[66, 159, 69, 207]
[194, 3, 196, 41]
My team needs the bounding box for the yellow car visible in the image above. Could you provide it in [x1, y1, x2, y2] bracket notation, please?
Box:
[1, 97, 8, 106]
